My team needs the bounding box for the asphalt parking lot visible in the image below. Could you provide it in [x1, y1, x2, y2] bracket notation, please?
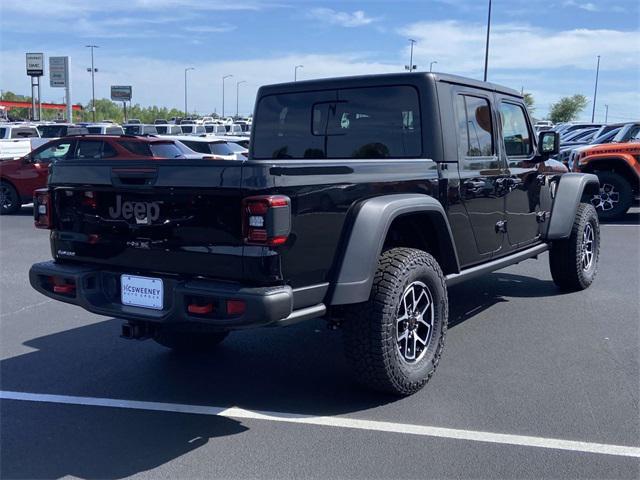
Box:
[1, 206, 638, 479]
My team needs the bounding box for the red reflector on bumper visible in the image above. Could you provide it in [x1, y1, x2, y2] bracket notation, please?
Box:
[226, 300, 246, 316]
[53, 284, 76, 294]
[187, 303, 214, 314]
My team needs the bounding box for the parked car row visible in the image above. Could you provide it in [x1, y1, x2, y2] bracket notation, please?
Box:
[554, 121, 640, 219]
[0, 133, 250, 214]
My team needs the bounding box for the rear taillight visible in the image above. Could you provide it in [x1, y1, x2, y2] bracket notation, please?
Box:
[82, 191, 97, 209]
[242, 195, 291, 246]
[34, 188, 53, 229]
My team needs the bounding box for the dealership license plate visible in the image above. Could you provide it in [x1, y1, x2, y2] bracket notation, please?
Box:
[121, 275, 164, 310]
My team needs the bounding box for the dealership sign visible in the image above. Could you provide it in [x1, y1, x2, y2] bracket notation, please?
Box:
[26, 53, 44, 76]
[111, 85, 132, 102]
[49, 56, 69, 87]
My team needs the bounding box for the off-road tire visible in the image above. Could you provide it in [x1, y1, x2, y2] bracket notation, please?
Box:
[0, 181, 21, 215]
[342, 248, 448, 396]
[549, 202, 600, 291]
[153, 329, 229, 352]
[591, 171, 632, 220]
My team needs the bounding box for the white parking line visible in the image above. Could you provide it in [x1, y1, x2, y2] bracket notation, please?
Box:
[2, 390, 639, 458]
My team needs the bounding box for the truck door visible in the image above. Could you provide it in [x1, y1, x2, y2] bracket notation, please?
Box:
[454, 91, 507, 259]
[497, 99, 541, 248]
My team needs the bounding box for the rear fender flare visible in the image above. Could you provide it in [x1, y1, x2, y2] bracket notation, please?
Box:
[329, 194, 459, 305]
[546, 173, 599, 240]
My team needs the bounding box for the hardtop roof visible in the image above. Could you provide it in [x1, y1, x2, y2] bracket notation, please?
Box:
[258, 71, 521, 98]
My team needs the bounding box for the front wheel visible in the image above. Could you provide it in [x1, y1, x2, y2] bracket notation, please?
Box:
[591, 171, 632, 220]
[549, 202, 600, 291]
[0, 181, 21, 215]
[342, 248, 448, 396]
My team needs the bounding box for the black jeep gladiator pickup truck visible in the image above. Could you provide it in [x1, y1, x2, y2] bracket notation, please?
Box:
[30, 72, 601, 395]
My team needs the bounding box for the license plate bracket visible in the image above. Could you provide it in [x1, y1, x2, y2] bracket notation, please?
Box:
[121, 274, 164, 310]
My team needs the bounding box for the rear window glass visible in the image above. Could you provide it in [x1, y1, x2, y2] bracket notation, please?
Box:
[150, 143, 183, 158]
[118, 141, 151, 156]
[11, 127, 40, 138]
[182, 141, 210, 154]
[124, 126, 140, 135]
[87, 127, 102, 134]
[39, 125, 68, 137]
[253, 86, 421, 159]
[182, 126, 193, 133]
[156, 126, 168, 134]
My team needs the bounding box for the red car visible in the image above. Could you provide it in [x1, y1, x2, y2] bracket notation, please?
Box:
[0, 135, 185, 214]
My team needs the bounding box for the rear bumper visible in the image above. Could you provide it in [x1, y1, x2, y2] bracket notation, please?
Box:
[29, 261, 296, 331]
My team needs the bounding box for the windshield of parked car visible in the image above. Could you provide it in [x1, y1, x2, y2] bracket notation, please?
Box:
[155, 126, 168, 134]
[225, 142, 246, 153]
[181, 125, 193, 133]
[149, 143, 183, 158]
[614, 124, 640, 142]
[209, 142, 235, 155]
[86, 127, 103, 134]
[591, 128, 621, 144]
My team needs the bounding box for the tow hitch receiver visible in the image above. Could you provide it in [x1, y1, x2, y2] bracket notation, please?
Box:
[121, 322, 155, 340]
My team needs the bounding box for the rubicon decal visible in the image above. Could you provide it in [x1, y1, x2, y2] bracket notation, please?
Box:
[108, 195, 162, 223]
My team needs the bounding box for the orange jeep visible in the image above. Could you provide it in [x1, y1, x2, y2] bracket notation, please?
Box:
[572, 141, 640, 219]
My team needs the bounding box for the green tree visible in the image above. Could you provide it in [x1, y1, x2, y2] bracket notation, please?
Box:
[523, 93, 535, 115]
[548, 94, 588, 123]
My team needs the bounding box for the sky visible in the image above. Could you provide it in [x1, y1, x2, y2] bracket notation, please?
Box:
[0, 0, 638, 121]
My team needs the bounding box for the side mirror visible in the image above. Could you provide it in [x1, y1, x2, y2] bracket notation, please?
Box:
[538, 131, 559, 157]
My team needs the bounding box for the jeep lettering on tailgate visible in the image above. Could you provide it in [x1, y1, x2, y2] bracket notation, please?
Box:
[108, 195, 162, 223]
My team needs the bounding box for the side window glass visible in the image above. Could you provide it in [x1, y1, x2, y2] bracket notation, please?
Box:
[456, 94, 498, 170]
[102, 142, 118, 158]
[500, 102, 533, 159]
[33, 141, 73, 162]
[76, 141, 104, 159]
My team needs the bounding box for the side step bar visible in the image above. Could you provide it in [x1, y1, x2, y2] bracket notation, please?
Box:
[445, 244, 549, 287]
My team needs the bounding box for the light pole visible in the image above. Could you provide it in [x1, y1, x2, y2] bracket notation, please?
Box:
[405, 39, 417, 72]
[604, 104, 609, 123]
[184, 67, 194, 117]
[294, 64, 303, 81]
[85, 45, 99, 122]
[483, 0, 492, 81]
[236, 80, 246, 118]
[222, 75, 233, 118]
[429, 61, 438, 72]
[591, 55, 601, 123]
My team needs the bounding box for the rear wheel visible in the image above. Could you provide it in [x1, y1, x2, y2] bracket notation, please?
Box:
[0, 181, 21, 215]
[591, 171, 632, 220]
[549, 202, 600, 291]
[153, 329, 229, 352]
[342, 248, 448, 396]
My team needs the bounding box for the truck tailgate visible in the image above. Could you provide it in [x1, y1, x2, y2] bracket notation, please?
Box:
[49, 160, 246, 280]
